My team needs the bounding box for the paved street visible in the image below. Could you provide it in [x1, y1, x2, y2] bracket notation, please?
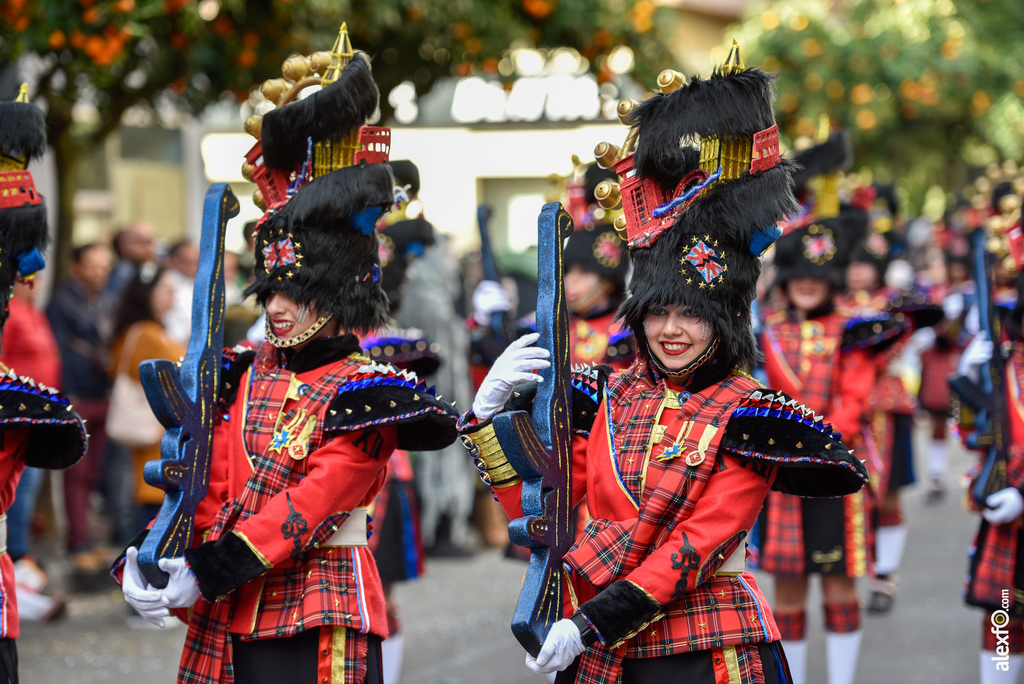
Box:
[19, 426, 983, 684]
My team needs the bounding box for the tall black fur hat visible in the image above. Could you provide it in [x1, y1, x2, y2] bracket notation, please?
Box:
[0, 85, 50, 337]
[789, 131, 853, 195]
[774, 206, 868, 290]
[563, 224, 628, 297]
[379, 215, 435, 313]
[244, 164, 395, 333]
[242, 37, 396, 335]
[612, 43, 798, 373]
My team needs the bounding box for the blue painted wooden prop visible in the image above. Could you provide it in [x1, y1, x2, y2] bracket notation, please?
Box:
[137, 183, 239, 588]
[492, 202, 574, 657]
[967, 227, 1009, 508]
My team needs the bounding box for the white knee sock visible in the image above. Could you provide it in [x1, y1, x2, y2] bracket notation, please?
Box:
[928, 438, 949, 480]
[381, 632, 405, 684]
[980, 651, 1024, 683]
[875, 524, 908, 577]
[780, 639, 807, 684]
[826, 630, 862, 684]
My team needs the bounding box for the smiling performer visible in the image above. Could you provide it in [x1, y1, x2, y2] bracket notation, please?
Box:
[460, 43, 868, 684]
[114, 26, 457, 684]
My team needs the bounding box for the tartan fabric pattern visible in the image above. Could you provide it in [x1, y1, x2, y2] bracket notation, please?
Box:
[316, 627, 370, 684]
[918, 346, 958, 413]
[762, 313, 845, 425]
[966, 494, 1024, 613]
[761, 493, 803, 577]
[179, 351, 375, 684]
[570, 370, 782, 682]
[773, 610, 806, 641]
[822, 600, 860, 633]
[760, 490, 871, 579]
[760, 311, 871, 579]
[568, 373, 757, 589]
[964, 354, 1024, 613]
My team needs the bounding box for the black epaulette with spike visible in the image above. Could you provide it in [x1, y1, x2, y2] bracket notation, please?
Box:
[721, 388, 868, 497]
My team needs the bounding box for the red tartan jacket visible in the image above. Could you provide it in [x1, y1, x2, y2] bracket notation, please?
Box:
[0, 364, 86, 640]
[461, 359, 865, 680]
[193, 348, 396, 639]
[760, 309, 876, 448]
[112, 337, 456, 684]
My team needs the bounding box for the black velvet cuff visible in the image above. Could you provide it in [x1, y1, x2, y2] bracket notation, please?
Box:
[579, 579, 661, 647]
[183, 532, 270, 601]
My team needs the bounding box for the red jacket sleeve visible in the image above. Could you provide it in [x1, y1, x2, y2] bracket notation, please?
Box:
[829, 348, 876, 447]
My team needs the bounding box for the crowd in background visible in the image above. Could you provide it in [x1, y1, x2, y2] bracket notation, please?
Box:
[3, 221, 260, 622]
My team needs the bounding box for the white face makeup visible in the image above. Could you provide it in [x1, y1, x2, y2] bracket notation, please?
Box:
[644, 303, 711, 371]
[265, 292, 321, 342]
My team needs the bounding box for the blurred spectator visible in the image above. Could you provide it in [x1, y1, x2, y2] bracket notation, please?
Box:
[108, 263, 183, 534]
[224, 250, 261, 347]
[0, 279, 66, 620]
[163, 240, 199, 346]
[105, 222, 157, 310]
[45, 244, 113, 576]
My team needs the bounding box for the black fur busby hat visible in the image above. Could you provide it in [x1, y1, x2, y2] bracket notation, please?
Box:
[789, 130, 853, 195]
[245, 164, 395, 333]
[563, 224, 628, 297]
[849, 184, 904, 280]
[389, 159, 421, 198]
[774, 207, 868, 290]
[379, 214, 435, 313]
[609, 42, 798, 376]
[0, 85, 50, 337]
[242, 31, 397, 337]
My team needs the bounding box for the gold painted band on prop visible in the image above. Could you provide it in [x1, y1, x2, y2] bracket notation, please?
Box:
[469, 423, 522, 488]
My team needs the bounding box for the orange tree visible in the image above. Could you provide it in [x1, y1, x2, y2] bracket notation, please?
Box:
[731, 0, 1024, 214]
[0, 0, 671, 278]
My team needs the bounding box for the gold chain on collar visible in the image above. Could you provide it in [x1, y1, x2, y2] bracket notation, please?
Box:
[265, 314, 334, 348]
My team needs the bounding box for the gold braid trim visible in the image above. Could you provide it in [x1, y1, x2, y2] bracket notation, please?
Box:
[465, 422, 522, 489]
[607, 580, 664, 649]
[231, 530, 273, 569]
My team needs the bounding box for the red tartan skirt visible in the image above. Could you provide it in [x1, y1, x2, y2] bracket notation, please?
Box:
[966, 517, 1024, 615]
[918, 346, 958, 414]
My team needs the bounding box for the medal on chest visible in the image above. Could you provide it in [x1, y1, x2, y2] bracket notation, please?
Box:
[573, 319, 609, 363]
[268, 374, 317, 460]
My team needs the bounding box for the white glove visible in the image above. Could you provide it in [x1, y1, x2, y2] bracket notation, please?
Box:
[472, 280, 512, 326]
[904, 327, 936, 356]
[984, 488, 1024, 525]
[472, 333, 550, 420]
[156, 556, 202, 609]
[942, 293, 964, 320]
[525, 618, 585, 674]
[122, 547, 170, 627]
[958, 333, 993, 383]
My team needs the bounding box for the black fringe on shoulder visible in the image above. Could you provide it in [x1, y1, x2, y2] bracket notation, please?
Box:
[261, 55, 381, 172]
[0, 102, 46, 159]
